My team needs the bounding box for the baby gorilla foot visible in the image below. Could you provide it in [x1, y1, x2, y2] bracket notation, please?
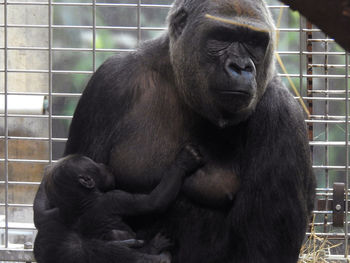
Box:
[147, 233, 172, 255]
[175, 144, 203, 173]
[157, 252, 171, 263]
[137, 252, 171, 263]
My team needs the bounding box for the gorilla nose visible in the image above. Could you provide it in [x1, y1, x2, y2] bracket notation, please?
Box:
[225, 59, 256, 80]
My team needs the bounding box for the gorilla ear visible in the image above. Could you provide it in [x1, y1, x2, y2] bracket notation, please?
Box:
[78, 174, 95, 189]
[171, 8, 187, 38]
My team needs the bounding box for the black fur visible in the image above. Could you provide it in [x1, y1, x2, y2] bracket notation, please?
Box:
[34, 0, 315, 262]
[34, 147, 202, 263]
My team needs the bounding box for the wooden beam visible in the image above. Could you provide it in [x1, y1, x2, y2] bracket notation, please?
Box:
[279, 0, 350, 51]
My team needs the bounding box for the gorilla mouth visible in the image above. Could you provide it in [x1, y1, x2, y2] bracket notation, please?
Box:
[214, 89, 251, 97]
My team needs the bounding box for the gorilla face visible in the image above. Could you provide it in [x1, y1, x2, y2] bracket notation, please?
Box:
[169, 0, 276, 127]
[203, 21, 270, 114]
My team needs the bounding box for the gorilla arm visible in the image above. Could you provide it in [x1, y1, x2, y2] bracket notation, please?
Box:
[229, 77, 315, 263]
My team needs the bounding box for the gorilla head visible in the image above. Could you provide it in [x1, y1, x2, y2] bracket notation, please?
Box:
[168, 0, 276, 127]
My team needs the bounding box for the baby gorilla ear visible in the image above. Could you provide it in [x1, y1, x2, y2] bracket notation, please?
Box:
[78, 174, 96, 189]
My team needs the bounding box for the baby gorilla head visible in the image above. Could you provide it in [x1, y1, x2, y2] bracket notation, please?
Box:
[44, 155, 115, 220]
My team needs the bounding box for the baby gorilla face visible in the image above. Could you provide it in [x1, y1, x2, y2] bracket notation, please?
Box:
[78, 156, 116, 192]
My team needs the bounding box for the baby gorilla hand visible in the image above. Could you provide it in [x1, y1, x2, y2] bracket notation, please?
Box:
[175, 144, 203, 174]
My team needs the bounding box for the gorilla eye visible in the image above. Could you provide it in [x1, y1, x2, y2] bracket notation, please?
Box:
[206, 39, 231, 56]
[246, 39, 259, 47]
[213, 33, 233, 42]
[246, 31, 269, 49]
[242, 31, 270, 63]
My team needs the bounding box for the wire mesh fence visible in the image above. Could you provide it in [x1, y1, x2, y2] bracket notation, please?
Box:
[0, 0, 349, 262]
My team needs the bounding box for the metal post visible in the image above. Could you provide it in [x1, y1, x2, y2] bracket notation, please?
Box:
[345, 51, 349, 258]
[299, 16, 304, 97]
[306, 21, 313, 142]
[92, 0, 96, 72]
[3, 0, 9, 249]
[137, 0, 141, 44]
[48, 0, 53, 164]
[324, 36, 329, 233]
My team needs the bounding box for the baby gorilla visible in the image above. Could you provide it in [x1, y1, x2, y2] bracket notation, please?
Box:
[34, 145, 202, 263]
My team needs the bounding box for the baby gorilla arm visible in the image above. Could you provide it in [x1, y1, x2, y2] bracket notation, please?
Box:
[106, 144, 202, 216]
[33, 183, 60, 229]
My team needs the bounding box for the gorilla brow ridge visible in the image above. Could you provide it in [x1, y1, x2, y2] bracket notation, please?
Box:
[205, 14, 270, 33]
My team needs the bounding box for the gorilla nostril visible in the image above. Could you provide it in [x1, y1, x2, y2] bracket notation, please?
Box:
[227, 62, 254, 79]
[244, 65, 254, 73]
[226, 58, 256, 77]
[227, 60, 255, 75]
[227, 63, 242, 77]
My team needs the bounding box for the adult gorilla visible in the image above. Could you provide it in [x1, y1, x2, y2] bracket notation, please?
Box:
[35, 0, 315, 262]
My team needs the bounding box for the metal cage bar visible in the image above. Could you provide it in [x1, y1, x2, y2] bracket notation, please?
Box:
[3, 0, 9, 250]
[345, 51, 349, 257]
[48, 0, 53, 165]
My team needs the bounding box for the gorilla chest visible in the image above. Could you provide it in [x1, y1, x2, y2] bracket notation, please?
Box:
[109, 130, 240, 207]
